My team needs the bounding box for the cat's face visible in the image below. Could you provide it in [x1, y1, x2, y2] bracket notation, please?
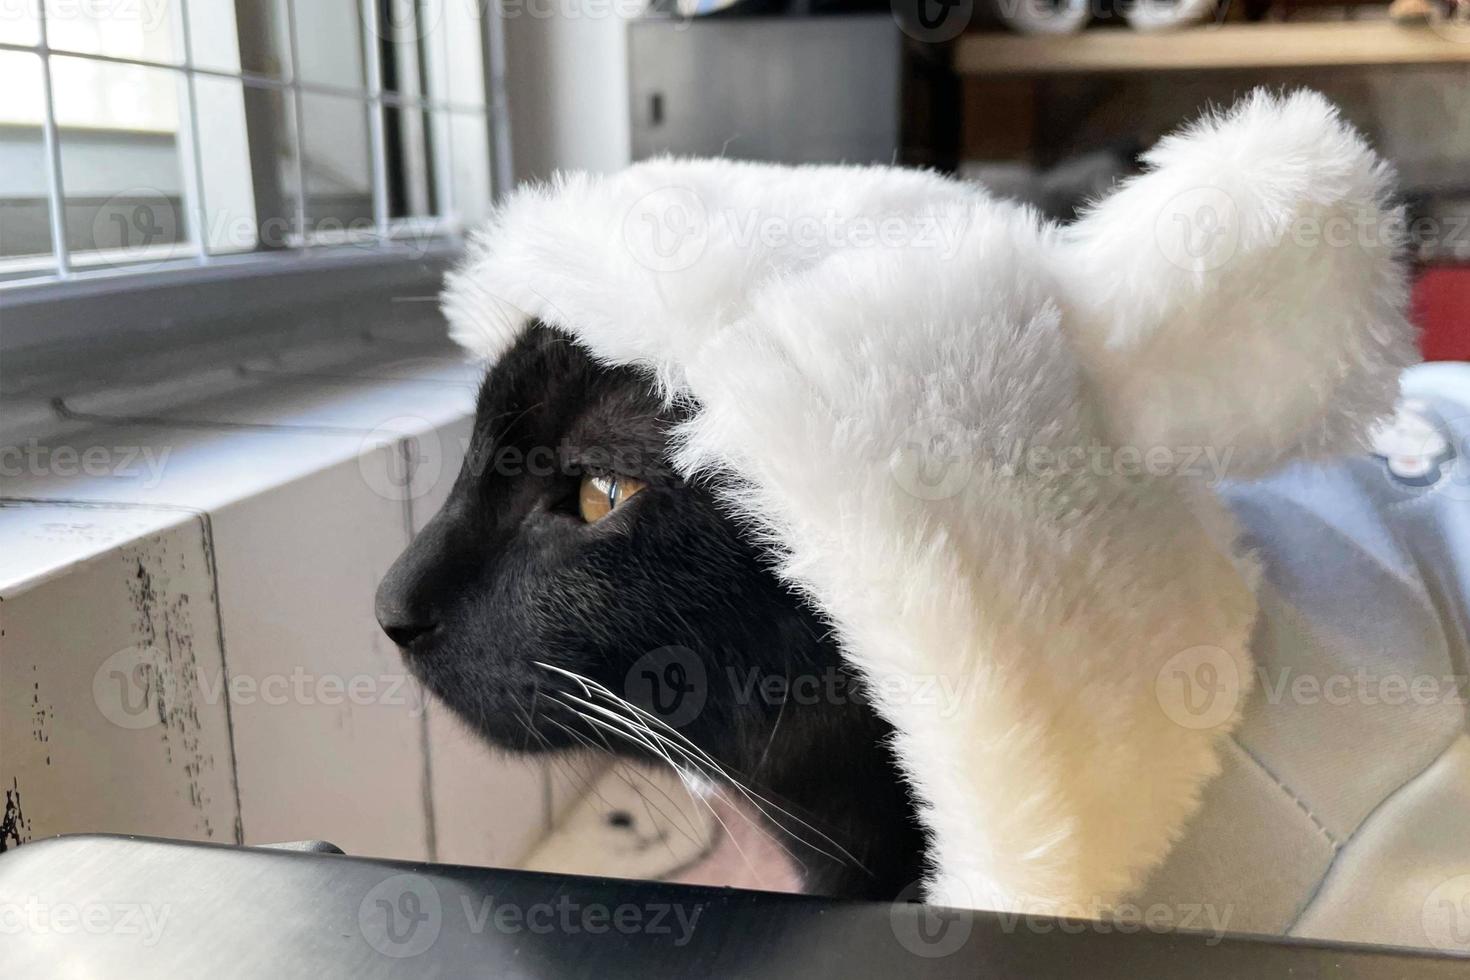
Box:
[376, 322, 835, 765]
[376, 322, 925, 897]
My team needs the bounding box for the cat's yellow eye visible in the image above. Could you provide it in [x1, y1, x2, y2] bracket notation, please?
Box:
[578, 474, 647, 523]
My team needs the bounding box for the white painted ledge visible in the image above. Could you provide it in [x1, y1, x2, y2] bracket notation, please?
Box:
[0, 340, 554, 869]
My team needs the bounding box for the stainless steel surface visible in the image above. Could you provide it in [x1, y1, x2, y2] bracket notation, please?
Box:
[3, 835, 1469, 978]
[628, 17, 902, 165]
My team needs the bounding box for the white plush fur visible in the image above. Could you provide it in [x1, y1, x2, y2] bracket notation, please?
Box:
[444, 90, 1416, 913]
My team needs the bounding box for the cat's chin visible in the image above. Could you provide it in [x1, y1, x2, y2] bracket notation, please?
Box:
[397, 657, 569, 752]
[424, 681, 597, 755]
[442, 699, 589, 755]
[471, 723, 578, 755]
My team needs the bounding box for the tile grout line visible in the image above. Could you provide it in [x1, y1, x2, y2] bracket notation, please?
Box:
[197, 509, 247, 845]
[400, 437, 438, 863]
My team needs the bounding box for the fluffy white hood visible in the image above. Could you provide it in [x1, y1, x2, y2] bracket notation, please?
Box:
[443, 90, 1416, 913]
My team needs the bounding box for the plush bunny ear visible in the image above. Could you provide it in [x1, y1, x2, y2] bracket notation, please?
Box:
[1057, 89, 1418, 478]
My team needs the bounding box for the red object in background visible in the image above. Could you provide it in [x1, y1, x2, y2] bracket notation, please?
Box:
[1414, 264, 1470, 361]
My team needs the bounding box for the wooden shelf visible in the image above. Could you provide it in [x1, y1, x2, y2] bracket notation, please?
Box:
[954, 21, 1470, 75]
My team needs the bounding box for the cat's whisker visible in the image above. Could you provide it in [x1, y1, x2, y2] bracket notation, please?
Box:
[607, 763, 711, 853]
[513, 693, 721, 865]
[552, 692, 724, 787]
[557, 708, 805, 886]
[546, 693, 787, 852]
[522, 710, 621, 820]
[536, 692, 711, 848]
[538, 714, 709, 852]
[540, 691, 793, 865]
[535, 662, 737, 775]
[548, 688, 851, 872]
[536, 662, 753, 778]
[535, 661, 829, 865]
[514, 695, 655, 835]
[754, 677, 790, 777]
[542, 696, 775, 886]
[551, 694, 695, 781]
[535, 663, 867, 873]
[536, 661, 832, 827]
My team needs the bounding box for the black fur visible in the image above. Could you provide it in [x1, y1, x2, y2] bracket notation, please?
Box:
[376, 322, 925, 899]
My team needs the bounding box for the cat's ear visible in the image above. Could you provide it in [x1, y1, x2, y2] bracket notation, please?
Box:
[1054, 89, 1417, 478]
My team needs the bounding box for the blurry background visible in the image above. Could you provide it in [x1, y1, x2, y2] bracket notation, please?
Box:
[1, 0, 1467, 891]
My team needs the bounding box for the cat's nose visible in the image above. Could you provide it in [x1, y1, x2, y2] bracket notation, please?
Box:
[377, 504, 466, 650]
[375, 577, 437, 649]
[378, 610, 435, 649]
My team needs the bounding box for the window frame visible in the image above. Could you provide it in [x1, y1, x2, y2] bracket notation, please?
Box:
[0, 0, 511, 323]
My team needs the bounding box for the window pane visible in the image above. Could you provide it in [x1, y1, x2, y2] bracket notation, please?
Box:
[0, 51, 52, 278]
[300, 92, 374, 240]
[51, 57, 191, 266]
[379, 0, 427, 100]
[187, 0, 291, 78]
[238, 81, 302, 249]
[294, 0, 366, 90]
[0, 0, 41, 47]
[44, 0, 180, 65]
[1, 0, 479, 283]
[387, 104, 437, 219]
[418, 0, 448, 103]
[51, 53, 179, 130]
[448, 111, 489, 227]
[195, 75, 303, 255]
[441, 0, 485, 108]
[402, 2, 484, 109]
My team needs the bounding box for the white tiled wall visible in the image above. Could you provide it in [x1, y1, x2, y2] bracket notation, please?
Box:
[209, 446, 432, 857]
[0, 338, 561, 865]
[0, 506, 240, 846]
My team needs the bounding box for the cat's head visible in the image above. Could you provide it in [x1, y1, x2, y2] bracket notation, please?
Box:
[376, 322, 926, 895]
[376, 321, 845, 768]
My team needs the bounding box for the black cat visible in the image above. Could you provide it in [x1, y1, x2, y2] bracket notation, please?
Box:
[376, 321, 925, 899]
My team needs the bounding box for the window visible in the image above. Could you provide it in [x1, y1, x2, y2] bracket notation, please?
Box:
[0, 0, 499, 285]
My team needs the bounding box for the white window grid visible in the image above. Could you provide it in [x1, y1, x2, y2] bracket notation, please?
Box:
[0, 0, 507, 288]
